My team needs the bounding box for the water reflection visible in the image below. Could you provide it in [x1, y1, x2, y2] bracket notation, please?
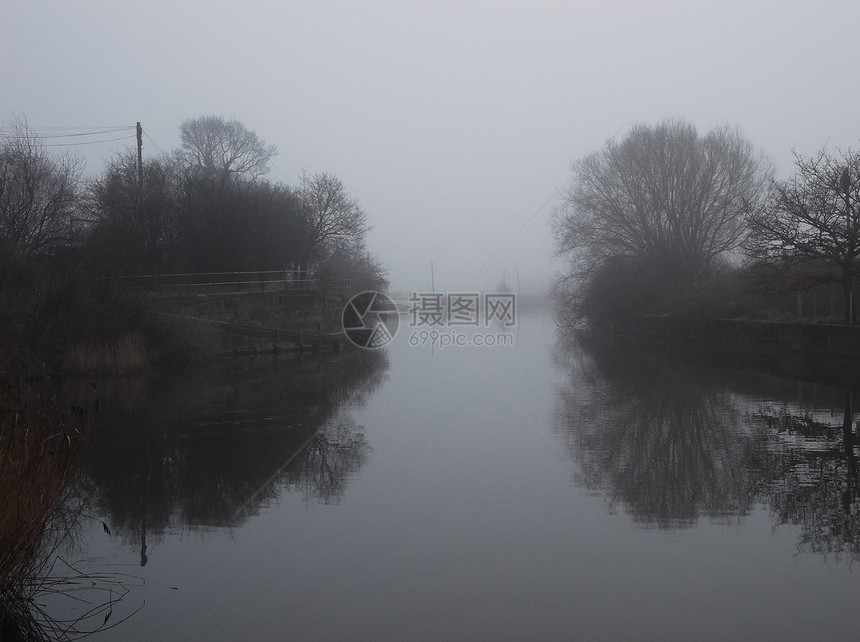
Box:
[553, 332, 754, 528]
[554, 331, 860, 558]
[748, 389, 860, 559]
[67, 349, 388, 563]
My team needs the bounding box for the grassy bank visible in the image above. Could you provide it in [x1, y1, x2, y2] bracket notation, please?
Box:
[61, 315, 224, 376]
[0, 248, 225, 379]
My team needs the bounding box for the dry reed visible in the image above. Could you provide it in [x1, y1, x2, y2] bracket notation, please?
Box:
[63, 333, 148, 375]
[0, 382, 83, 638]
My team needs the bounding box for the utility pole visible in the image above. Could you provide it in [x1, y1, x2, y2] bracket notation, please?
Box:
[842, 167, 853, 324]
[136, 122, 143, 202]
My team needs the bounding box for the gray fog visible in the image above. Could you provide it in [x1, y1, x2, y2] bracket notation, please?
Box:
[3, 1, 859, 292]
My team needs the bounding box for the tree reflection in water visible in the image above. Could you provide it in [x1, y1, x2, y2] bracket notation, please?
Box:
[66, 348, 388, 563]
[554, 330, 860, 559]
[553, 331, 754, 529]
[289, 418, 370, 505]
[748, 388, 860, 560]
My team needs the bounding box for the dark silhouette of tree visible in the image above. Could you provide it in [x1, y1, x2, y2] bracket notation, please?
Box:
[84, 152, 178, 273]
[0, 118, 82, 257]
[164, 116, 312, 273]
[297, 172, 369, 275]
[315, 247, 389, 294]
[553, 119, 770, 322]
[176, 115, 276, 183]
[246, 181, 306, 272]
[81, 120, 380, 280]
[745, 148, 860, 323]
[173, 170, 258, 271]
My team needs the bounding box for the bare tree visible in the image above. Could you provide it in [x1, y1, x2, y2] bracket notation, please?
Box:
[0, 118, 82, 256]
[84, 151, 178, 272]
[177, 115, 276, 182]
[554, 119, 770, 319]
[316, 247, 389, 294]
[297, 172, 369, 275]
[745, 148, 860, 323]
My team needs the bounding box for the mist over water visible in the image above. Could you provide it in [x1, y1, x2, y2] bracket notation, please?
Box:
[5, 3, 860, 638]
[52, 311, 860, 640]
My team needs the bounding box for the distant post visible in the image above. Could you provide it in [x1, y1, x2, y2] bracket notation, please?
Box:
[136, 122, 143, 202]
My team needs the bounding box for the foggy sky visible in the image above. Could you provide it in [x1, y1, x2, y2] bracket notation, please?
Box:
[4, 1, 860, 293]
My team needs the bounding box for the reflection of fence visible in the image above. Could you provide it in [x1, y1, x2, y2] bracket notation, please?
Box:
[122, 271, 318, 297]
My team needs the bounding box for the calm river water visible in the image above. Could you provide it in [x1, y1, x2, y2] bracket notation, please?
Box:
[52, 309, 860, 640]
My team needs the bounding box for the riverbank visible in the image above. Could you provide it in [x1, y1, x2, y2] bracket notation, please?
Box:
[603, 314, 860, 381]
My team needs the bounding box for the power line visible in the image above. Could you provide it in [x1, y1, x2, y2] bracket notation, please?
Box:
[35, 128, 134, 139]
[472, 181, 573, 278]
[268, 160, 296, 187]
[142, 130, 166, 156]
[470, 122, 630, 280]
[3, 126, 134, 138]
[40, 134, 136, 147]
[21, 125, 134, 131]
[2, 122, 139, 149]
